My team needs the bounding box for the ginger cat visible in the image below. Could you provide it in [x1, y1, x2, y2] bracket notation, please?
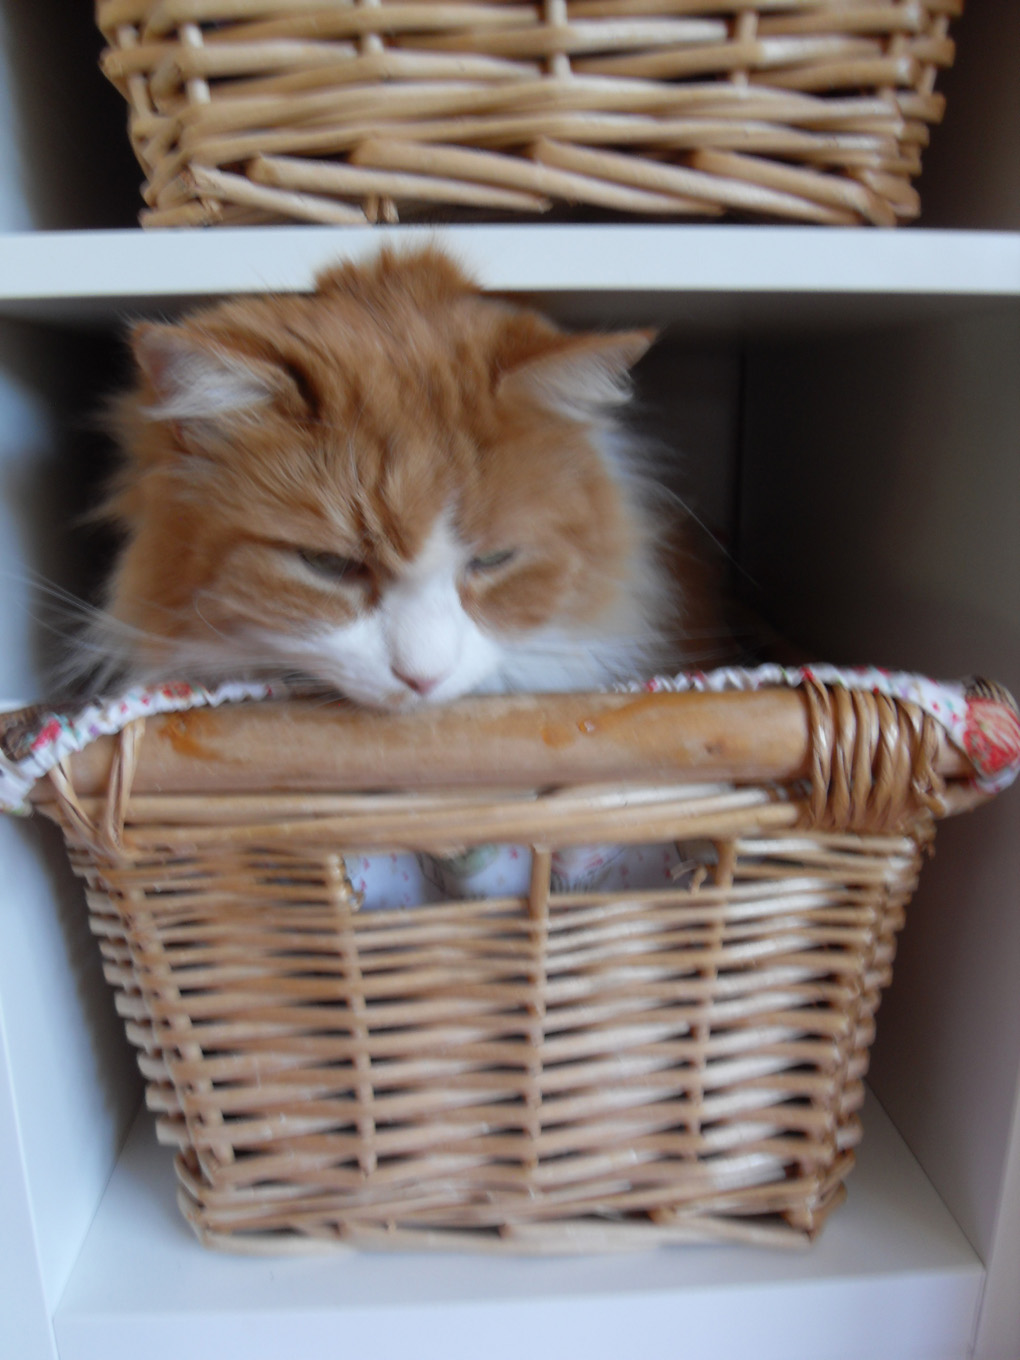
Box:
[86, 245, 676, 707]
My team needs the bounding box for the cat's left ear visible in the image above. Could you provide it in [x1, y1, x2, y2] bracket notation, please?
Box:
[497, 330, 656, 418]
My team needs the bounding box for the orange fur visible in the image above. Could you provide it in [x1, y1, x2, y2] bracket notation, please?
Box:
[93, 246, 676, 704]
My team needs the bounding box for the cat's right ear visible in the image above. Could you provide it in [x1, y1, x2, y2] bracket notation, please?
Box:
[131, 323, 281, 431]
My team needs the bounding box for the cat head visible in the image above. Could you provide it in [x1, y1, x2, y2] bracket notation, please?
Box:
[94, 246, 667, 708]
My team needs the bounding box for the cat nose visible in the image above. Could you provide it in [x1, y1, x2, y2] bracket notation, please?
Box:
[392, 667, 445, 697]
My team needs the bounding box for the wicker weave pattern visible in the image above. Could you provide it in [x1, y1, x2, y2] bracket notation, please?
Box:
[39, 683, 950, 1252]
[95, 1, 962, 228]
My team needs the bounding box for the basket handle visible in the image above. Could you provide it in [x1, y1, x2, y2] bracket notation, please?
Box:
[802, 680, 945, 834]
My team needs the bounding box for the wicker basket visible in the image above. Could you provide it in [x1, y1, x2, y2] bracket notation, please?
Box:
[96, 1, 962, 229]
[8, 672, 1016, 1253]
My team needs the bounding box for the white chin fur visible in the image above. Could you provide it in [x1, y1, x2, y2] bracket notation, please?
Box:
[304, 623, 502, 711]
[258, 624, 646, 709]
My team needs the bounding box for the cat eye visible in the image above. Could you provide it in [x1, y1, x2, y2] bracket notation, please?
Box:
[468, 548, 518, 574]
[298, 548, 370, 584]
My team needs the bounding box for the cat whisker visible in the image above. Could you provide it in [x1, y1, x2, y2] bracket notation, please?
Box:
[655, 483, 762, 592]
[191, 592, 241, 647]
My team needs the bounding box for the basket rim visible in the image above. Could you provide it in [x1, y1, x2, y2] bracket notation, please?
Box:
[2, 663, 1016, 814]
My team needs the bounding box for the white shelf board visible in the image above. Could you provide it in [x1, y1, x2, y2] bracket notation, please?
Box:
[54, 1089, 982, 1360]
[0, 225, 1018, 328]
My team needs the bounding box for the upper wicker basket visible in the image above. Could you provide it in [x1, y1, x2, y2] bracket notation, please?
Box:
[96, 1, 962, 228]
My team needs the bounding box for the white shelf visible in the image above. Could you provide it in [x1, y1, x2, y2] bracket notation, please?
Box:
[54, 1090, 982, 1360]
[1, 225, 1018, 327]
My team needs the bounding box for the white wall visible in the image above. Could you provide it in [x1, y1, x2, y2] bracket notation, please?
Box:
[0, 325, 141, 1354]
[0, 9, 142, 1350]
